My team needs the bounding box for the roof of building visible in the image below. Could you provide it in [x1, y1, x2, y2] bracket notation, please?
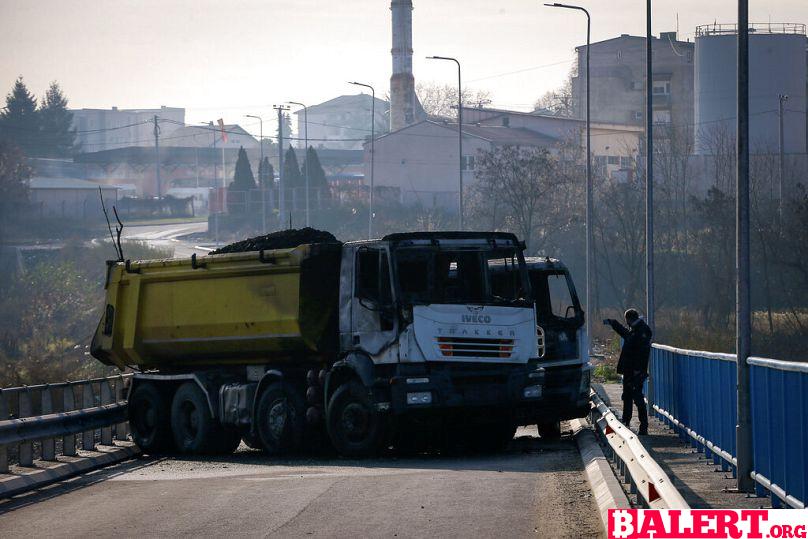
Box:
[371, 119, 559, 147]
[29, 177, 119, 190]
[576, 33, 694, 50]
[462, 105, 583, 122]
[161, 124, 257, 147]
[301, 94, 390, 114]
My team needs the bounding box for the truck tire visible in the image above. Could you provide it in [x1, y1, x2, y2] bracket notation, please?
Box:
[170, 382, 224, 454]
[129, 382, 173, 453]
[326, 381, 385, 458]
[255, 382, 305, 455]
[537, 420, 562, 439]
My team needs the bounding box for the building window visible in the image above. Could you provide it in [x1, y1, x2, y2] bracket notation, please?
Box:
[607, 156, 620, 166]
[616, 50, 623, 61]
[653, 110, 671, 125]
[632, 81, 643, 91]
[461, 155, 475, 171]
[620, 156, 632, 168]
[652, 80, 671, 95]
[633, 111, 643, 121]
[595, 155, 607, 167]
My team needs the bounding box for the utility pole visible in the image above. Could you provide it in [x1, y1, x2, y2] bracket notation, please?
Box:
[287, 102, 309, 227]
[153, 115, 161, 199]
[426, 56, 464, 229]
[736, 0, 754, 493]
[274, 105, 290, 228]
[246, 114, 266, 234]
[778, 94, 788, 226]
[645, 0, 655, 334]
[543, 3, 591, 357]
[348, 82, 376, 239]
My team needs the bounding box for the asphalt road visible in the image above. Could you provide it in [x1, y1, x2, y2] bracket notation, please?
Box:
[0, 426, 602, 538]
[120, 220, 209, 258]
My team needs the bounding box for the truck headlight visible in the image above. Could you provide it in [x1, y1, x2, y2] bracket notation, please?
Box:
[523, 385, 542, 399]
[406, 391, 432, 405]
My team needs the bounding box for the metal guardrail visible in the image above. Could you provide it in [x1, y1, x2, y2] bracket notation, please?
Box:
[590, 388, 689, 510]
[0, 374, 131, 473]
[650, 344, 807, 509]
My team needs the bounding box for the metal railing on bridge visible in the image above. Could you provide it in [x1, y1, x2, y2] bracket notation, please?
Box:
[0, 375, 131, 472]
[650, 344, 807, 508]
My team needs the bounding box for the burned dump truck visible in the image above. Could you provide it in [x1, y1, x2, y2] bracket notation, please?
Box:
[490, 257, 591, 438]
[92, 230, 551, 457]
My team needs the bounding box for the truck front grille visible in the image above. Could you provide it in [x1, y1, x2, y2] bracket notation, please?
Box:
[436, 336, 514, 359]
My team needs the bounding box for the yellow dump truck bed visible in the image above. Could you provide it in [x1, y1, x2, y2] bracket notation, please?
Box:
[91, 243, 342, 370]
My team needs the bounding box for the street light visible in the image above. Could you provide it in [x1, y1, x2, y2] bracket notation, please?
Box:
[426, 55, 464, 230]
[348, 81, 376, 239]
[201, 121, 220, 246]
[245, 114, 266, 234]
[544, 2, 592, 358]
[286, 102, 310, 227]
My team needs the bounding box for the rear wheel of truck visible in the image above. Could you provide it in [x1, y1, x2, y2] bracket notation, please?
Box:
[326, 381, 385, 458]
[171, 382, 224, 454]
[255, 382, 305, 455]
[129, 382, 173, 453]
[537, 420, 562, 439]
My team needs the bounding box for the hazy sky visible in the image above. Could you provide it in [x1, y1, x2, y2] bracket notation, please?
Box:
[2, 0, 806, 136]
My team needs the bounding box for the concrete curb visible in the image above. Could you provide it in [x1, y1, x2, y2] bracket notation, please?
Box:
[0, 442, 140, 498]
[571, 418, 631, 532]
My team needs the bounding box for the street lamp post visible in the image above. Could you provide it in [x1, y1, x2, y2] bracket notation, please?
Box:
[202, 121, 220, 246]
[245, 114, 266, 234]
[348, 81, 376, 239]
[544, 2, 592, 358]
[287, 102, 310, 227]
[426, 55, 464, 230]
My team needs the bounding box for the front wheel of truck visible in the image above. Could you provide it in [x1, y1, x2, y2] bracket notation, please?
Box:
[326, 381, 385, 458]
[129, 382, 173, 453]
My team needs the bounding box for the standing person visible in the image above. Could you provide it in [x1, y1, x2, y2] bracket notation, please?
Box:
[604, 309, 652, 435]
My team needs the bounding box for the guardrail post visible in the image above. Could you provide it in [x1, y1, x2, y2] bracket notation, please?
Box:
[0, 390, 8, 473]
[82, 382, 95, 451]
[63, 383, 77, 456]
[115, 375, 129, 441]
[41, 386, 56, 461]
[100, 379, 113, 445]
[18, 388, 34, 466]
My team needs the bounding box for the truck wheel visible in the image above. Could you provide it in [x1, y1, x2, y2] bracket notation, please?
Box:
[255, 382, 305, 455]
[129, 382, 173, 453]
[170, 382, 221, 454]
[326, 381, 385, 458]
[537, 420, 561, 439]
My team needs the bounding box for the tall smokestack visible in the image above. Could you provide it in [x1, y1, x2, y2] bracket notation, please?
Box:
[390, 0, 417, 131]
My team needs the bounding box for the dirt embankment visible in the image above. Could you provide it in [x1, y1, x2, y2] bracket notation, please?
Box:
[211, 228, 340, 254]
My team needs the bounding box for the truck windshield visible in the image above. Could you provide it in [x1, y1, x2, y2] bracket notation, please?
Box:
[394, 246, 528, 305]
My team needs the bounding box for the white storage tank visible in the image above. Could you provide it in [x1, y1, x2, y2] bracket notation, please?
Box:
[694, 23, 807, 154]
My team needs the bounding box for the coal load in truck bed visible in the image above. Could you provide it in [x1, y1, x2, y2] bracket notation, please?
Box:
[211, 227, 340, 254]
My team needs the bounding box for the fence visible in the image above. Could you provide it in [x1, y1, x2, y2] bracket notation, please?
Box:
[0, 375, 131, 473]
[650, 344, 807, 508]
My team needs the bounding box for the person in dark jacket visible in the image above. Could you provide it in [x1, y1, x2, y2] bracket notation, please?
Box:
[605, 309, 653, 435]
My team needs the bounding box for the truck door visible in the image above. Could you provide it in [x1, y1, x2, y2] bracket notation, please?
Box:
[351, 246, 398, 357]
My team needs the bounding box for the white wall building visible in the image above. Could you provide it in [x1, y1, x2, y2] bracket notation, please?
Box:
[71, 106, 185, 153]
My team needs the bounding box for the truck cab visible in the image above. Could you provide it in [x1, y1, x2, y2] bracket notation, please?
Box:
[492, 257, 591, 436]
[326, 232, 546, 453]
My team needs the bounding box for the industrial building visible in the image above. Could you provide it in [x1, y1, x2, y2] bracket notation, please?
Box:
[71, 106, 185, 152]
[571, 32, 695, 130]
[694, 23, 807, 155]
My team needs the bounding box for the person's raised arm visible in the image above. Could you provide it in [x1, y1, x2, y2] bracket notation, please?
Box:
[606, 319, 630, 338]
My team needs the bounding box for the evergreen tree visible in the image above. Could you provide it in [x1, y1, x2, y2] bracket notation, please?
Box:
[0, 77, 39, 155]
[227, 147, 255, 214]
[39, 81, 76, 157]
[257, 156, 274, 188]
[300, 146, 329, 198]
[282, 145, 302, 189]
[229, 146, 256, 190]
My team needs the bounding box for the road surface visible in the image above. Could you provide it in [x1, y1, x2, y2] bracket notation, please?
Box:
[120, 221, 209, 258]
[0, 427, 602, 538]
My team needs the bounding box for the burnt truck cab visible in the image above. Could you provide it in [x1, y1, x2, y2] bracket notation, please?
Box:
[491, 257, 591, 432]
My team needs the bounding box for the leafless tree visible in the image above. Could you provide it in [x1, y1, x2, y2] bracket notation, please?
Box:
[416, 82, 492, 119]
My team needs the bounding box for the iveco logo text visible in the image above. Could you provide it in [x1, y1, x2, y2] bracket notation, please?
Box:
[462, 314, 491, 323]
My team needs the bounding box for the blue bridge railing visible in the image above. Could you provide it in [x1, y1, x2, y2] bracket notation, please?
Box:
[650, 344, 807, 509]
